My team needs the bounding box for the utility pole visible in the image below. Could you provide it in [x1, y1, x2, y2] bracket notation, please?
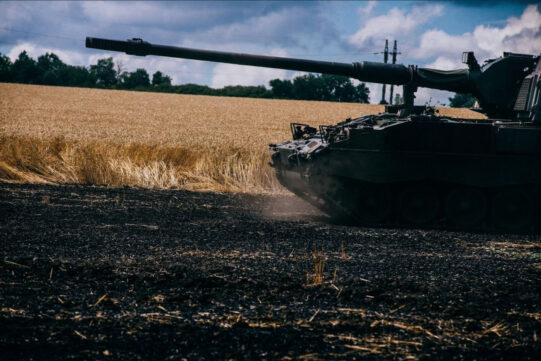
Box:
[389, 40, 401, 104]
[380, 39, 389, 104]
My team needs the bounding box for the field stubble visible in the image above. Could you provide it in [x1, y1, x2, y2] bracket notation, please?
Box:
[1, 83, 481, 193]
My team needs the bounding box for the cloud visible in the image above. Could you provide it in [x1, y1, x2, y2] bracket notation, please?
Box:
[348, 5, 444, 48]
[188, 6, 336, 50]
[473, 4, 541, 55]
[211, 64, 287, 89]
[211, 49, 289, 88]
[7, 42, 87, 65]
[416, 30, 477, 60]
[359, 1, 376, 16]
[424, 56, 463, 70]
[416, 4, 541, 61]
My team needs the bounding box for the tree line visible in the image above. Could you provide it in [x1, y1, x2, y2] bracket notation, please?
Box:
[0, 50, 371, 103]
[0, 50, 475, 107]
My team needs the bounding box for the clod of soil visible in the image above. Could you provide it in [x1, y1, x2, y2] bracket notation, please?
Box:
[1, 183, 539, 360]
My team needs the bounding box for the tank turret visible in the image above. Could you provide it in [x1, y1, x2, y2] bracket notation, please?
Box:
[86, 36, 541, 233]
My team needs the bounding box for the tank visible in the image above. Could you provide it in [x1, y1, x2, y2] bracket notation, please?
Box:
[86, 37, 541, 233]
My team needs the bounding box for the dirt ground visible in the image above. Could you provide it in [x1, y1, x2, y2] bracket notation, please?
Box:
[1, 182, 539, 360]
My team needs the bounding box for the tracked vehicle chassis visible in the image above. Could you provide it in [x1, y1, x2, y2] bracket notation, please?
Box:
[276, 170, 540, 234]
[271, 114, 541, 234]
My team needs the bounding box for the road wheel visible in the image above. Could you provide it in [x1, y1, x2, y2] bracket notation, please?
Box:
[346, 184, 392, 225]
[399, 186, 439, 225]
[444, 188, 487, 228]
[491, 188, 533, 232]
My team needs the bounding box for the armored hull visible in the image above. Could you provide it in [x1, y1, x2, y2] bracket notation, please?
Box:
[271, 113, 541, 233]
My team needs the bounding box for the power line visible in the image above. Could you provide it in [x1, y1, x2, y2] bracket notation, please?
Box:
[0, 27, 81, 42]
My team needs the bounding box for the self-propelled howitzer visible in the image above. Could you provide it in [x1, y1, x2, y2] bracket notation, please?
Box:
[86, 37, 541, 233]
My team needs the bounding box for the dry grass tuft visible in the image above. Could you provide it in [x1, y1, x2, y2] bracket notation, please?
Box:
[308, 244, 326, 286]
[0, 83, 484, 193]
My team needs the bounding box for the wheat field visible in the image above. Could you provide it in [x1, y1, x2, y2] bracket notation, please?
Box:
[0, 83, 482, 193]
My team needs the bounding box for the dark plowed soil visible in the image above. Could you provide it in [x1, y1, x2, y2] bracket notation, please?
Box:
[1, 183, 539, 360]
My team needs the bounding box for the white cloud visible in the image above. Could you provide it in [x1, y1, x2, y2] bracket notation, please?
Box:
[359, 1, 376, 16]
[348, 5, 444, 48]
[7, 42, 87, 65]
[416, 30, 477, 60]
[211, 64, 287, 89]
[416, 4, 541, 61]
[473, 4, 541, 56]
[423, 56, 463, 70]
[211, 49, 290, 88]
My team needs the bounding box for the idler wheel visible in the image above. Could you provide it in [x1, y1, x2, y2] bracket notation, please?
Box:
[398, 186, 439, 225]
[350, 184, 392, 224]
[444, 188, 487, 228]
[491, 188, 533, 232]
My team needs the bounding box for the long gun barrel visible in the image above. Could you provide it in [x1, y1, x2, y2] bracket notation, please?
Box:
[85, 37, 472, 94]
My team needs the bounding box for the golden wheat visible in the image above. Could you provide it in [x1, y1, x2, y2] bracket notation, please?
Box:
[0, 83, 483, 193]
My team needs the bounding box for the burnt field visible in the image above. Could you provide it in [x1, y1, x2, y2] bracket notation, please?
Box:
[1, 182, 540, 360]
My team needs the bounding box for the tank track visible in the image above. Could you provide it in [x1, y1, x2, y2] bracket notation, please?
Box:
[277, 172, 540, 234]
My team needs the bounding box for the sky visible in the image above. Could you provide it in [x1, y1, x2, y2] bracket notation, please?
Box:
[1, 0, 540, 105]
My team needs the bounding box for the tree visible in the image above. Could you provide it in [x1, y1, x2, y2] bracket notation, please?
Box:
[292, 74, 326, 100]
[173, 83, 216, 95]
[319, 74, 369, 103]
[0, 53, 12, 82]
[354, 83, 370, 103]
[4, 48, 373, 103]
[449, 93, 476, 108]
[37, 53, 64, 73]
[152, 71, 172, 86]
[37, 53, 66, 85]
[121, 68, 150, 89]
[269, 78, 294, 99]
[270, 74, 370, 103]
[11, 51, 40, 84]
[90, 57, 117, 87]
[58, 65, 93, 86]
[319, 74, 348, 101]
[220, 85, 271, 98]
[115, 60, 124, 84]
